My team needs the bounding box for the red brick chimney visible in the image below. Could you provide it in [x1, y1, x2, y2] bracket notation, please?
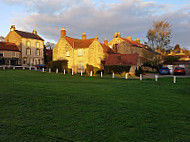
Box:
[61, 27, 66, 38]
[104, 38, 108, 46]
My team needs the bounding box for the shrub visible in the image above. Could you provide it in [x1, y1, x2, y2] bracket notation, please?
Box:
[104, 65, 131, 74]
[135, 66, 144, 76]
[86, 64, 100, 75]
[48, 60, 68, 72]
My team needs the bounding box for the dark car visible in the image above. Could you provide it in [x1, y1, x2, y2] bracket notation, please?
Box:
[174, 67, 185, 75]
[159, 67, 170, 75]
[35, 64, 47, 69]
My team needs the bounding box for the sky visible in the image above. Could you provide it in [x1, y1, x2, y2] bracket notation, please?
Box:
[0, 0, 190, 49]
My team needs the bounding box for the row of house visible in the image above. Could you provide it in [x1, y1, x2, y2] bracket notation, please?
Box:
[53, 27, 160, 74]
[1, 25, 161, 74]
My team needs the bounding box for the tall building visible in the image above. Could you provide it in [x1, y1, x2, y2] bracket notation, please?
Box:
[5, 25, 44, 66]
[53, 27, 113, 72]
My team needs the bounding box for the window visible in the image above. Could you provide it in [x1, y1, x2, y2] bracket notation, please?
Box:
[66, 51, 70, 57]
[36, 42, 40, 48]
[36, 49, 40, 56]
[26, 48, 31, 55]
[12, 52, 16, 57]
[78, 49, 83, 56]
[26, 41, 31, 47]
[78, 62, 84, 70]
[0, 53, 3, 57]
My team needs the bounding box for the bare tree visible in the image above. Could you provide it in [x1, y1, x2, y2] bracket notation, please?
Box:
[45, 42, 55, 49]
[146, 20, 172, 51]
[0, 36, 5, 42]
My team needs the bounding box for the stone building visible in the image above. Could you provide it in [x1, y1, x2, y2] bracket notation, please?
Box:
[5, 25, 44, 66]
[0, 42, 20, 65]
[53, 27, 113, 72]
[108, 32, 160, 64]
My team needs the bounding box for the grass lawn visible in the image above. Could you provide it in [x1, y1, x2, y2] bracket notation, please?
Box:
[0, 70, 190, 142]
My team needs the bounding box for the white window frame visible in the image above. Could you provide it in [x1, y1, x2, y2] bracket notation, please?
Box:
[12, 52, 16, 57]
[78, 62, 84, 70]
[36, 49, 40, 56]
[66, 51, 70, 57]
[78, 49, 83, 56]
[26, 41, 31, 47]
[26, 48, 31, 55]
[36, 42, 40, 48]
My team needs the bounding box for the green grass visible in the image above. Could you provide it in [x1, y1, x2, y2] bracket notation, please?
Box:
[0, 70, 190, 142]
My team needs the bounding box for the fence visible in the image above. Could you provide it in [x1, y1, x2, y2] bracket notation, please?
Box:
[1, 65, 190, 84]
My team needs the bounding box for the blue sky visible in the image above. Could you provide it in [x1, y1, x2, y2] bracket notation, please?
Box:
[0, 0, 190, 49]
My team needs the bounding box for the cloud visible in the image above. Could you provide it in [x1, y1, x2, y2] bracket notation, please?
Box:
[3, 0, 190, 49]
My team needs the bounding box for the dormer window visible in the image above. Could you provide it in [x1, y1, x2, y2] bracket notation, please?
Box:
[26, 41, 31, 47]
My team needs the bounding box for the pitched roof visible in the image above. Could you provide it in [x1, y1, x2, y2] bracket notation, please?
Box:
[105, 53, 139, 66]
[100, 43, 114, 54]
[0, 42, 20, 52]
[15, 30, 44, 41]
[65, 37, 95, 48]
[121, 38, 143, 48]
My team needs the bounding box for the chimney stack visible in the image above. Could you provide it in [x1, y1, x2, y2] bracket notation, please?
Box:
[104, 38, 108, 46]
[61, 27, 66, 38]
[114, 32, 121, 38]
[10, 25, 15, 32]
[33, 29, 37, 35]
[126, 36, 132, 41]
[82, 32, 87, 40]
[135, 38, 140, 43]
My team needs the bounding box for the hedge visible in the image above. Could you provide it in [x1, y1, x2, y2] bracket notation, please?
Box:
[48, 60, 68, 72]
[104, 65, 131, 74]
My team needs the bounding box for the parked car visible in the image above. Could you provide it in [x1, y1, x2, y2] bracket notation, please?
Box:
[35, 64, 47, 69]
[174, 67, 185, 75]
[159, 67, 170, 75]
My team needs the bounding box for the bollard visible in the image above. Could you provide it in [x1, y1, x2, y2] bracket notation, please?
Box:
[63, 69, 65, 75]
[81, 70, 83, 76]
[29, 67, 31, 70]
[72, 70, 74, 75]
[13, 66, 15, 70]
[140, 74, 142, 81]
[90, 71, 93, 76]
[112, 72, 115, 78]
[174, 76, 176, 84]
[3, 66, 5, 70]
[101, 72, 103, 78]
[42, 68, 44, 72]
[35, 67, 37, 71]
[125, 73, 128, 79]
[155, 75, 158, 82]
[23, 67, 25, 70]
[49, 68, 51, 73]
[56, 68, 58, 74]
